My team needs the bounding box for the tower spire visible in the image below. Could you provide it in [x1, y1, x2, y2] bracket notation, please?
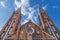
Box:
[10, 7, 21, 35]
[0, 7, 21, 40]
[38, 7, 60, 40]
[38, 7, 45, 29]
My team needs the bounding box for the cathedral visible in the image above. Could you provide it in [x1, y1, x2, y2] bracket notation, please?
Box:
[0, 7, 60, 40]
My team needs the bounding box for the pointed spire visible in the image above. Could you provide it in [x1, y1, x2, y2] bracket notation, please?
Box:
[38, 7, 44, 16]
[38, 7, 41, 16]
[29, 19, 31, 21]
[38, 7, 45, 29]
[9, 7, 21, 35]
[15, 7, 21, 15]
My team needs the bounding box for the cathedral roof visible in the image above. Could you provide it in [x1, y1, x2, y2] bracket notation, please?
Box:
[21, 19, 40, 28]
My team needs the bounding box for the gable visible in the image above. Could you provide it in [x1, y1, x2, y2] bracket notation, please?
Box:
[20, 20, 40, 31]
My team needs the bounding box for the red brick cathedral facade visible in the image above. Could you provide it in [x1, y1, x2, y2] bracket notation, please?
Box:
[0, 7, 60, 40]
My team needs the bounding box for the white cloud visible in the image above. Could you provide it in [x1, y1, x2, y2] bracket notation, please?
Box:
[28, 7, 36, 19]
[42, 4, 48, 10]
[21, 7, 29, 15]
[28, 7, 34, 12]
[21, 7, 36, 25]
[52, 6, 58, 9]
[21, 7, 37, 25]
[21, 0, 26, 3]
[21, 0, 30, 7]
[34, 16, 38, 21]
[14, 0, 38, 25]
[14, 0, 31, 24]
[15, 0, 21, 10]
[15, 0, 30, 10]
[28, 13, 32, 19]
[0, 1, 6, 8]
[21, 8, 36, 25]
[21, 0, 30, 16]
[21, 19, 28, 25]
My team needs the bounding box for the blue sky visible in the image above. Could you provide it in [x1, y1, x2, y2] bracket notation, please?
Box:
[0, 0, 60, 31]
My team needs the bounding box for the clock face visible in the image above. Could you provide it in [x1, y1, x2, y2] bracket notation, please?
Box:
[26, 27, 34, 34]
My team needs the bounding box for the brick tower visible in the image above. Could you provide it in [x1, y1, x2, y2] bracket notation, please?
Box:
[0, 7, 60, 40]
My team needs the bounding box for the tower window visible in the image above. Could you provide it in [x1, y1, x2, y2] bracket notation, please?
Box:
[45, 23, 49, 27]
[52, 26, 56, 31]
[56, 33, 59, 38]
[12, 16, 16, 19]
[44, 15, 47, 19]
[48, 28, 51, 34]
